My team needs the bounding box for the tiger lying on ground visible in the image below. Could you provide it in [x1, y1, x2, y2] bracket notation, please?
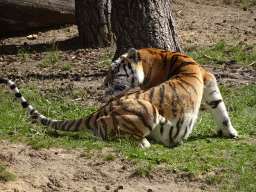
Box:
[0, 48, 237, 148]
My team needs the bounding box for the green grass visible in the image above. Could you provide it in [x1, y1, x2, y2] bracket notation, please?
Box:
[0, 164, 16, 181]
[104, 153, 116, 161]
[17, 46, 29, 60]
[43, 43, 60, 67]
[98, 51, 115, 67]
[186, 40, 256, 67]
[57, 62, 72, 70]
[0, 80, 255, 191]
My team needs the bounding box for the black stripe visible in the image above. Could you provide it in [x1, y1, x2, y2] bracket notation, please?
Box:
[115, 74, 127, 77]
[210, 90, 217, 95]
[103, 107, 108, 116]
[167, 60, 197, 80]
[149, 87, 155, 103]
[94, 110, 102, 128]
[183, 127, 188, 139]
[30, 109, 39, 119]
[73, 118, 83, 132]
[30, 109, 35, 116]
[169, 126, 174, 143]
[178, 78, 198, 96]
[99, 119, 107, 140]
[223, 120, 229, 126]
[131, 76, 135, 87]
[21, 102, 29, 108]
[60, 121, 71, 130]
[110, 112, 120, 131]
[68, 120, 76, 131]
[109, 102, 114, 112]
[0, 78, 8, 84]
[123, 64, 129, 77]
[166, 56, 179, 79]
[58, 120, 66, 129]
[168, 82, 179, 117]
[181, 73, 202, 84]
[41, 118, 48, 126]
[152, 105, 157, 123]
[207, 99, 223, 109]
[135, 92, 140, 99]
[10, 84, 16, 89]
[122, 106, 152, 131]
[169, 82, 179, 102]
[160, 123, 164, 135]
[121, 117, 143, 137]
[31, 113, 39, 119]
[176, 82, 193, 104]
[15, 92, 22, 98]
[99, 126, 105, 139]
[127, 62, 132, 70]
[116, 98, 122, 105]
[85, 114, 93, 130]
[174, 119, 183, 139]
[159, 85, 165, 109]
[137, 100, 149, 114]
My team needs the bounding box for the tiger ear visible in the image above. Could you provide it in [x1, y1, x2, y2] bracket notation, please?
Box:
[122, 48, 139, 63]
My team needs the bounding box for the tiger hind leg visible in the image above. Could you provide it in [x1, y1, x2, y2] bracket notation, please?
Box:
[202, 72, 238, 137]
[96, 99, 161, 148]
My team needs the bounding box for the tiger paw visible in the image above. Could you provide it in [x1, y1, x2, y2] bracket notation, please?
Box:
[138, 138, 151, 148]
[217, 126, 238, 138]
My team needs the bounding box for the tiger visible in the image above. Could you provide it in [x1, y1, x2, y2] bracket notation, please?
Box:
[0, 48, 238, 148]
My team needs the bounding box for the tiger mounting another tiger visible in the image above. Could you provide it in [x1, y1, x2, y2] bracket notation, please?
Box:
[0, 48, 238, 148]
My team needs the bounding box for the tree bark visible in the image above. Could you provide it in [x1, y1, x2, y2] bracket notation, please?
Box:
[75, 0, 112, 48]
[0, 0, 75, 30]
[111, 0, 183, 61]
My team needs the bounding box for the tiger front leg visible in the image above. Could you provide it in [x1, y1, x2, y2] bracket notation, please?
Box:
[202, 73, 238, 138]
[96, 99, 161, 148]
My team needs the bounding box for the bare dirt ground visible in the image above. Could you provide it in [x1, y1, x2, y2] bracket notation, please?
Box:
[0, 0, 256, 191]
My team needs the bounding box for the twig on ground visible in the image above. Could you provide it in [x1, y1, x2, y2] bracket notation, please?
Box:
[195, 54, 224, 63]
[248, 61, 256, 66]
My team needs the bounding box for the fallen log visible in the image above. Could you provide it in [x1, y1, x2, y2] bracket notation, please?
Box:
[0, 0, 75, 30]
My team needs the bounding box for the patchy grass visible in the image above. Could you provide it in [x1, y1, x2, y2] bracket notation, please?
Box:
[0, 164, 16, 181]
[43, 43, 61, 67]
[186, 40, 256, 67]
[104, 153, 116, 161]
[98, 51, 115, 67]
[0, 78, 255, 191]
[17, 45, 29, 60]
[57, 62, 73, 70]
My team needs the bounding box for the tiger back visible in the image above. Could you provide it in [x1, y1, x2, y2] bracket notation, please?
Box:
[104, 48, 197, 96]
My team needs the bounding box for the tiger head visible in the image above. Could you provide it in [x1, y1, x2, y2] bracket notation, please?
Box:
[104, 48, 144, 96]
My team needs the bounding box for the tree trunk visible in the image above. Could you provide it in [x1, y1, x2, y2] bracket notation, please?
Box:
[0, 0, 75, 30]
[75, 0, 112, 48]
[111, 0, 183, 61]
